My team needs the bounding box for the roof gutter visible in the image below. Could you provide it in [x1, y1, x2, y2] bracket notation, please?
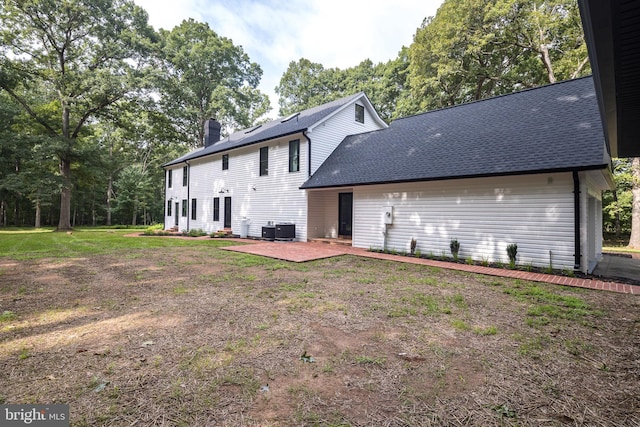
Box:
[162, 129, 310, 168]
[300, 163, 610, 190]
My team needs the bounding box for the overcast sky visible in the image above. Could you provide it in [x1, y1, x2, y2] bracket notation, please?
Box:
[133, 0, 444, 116]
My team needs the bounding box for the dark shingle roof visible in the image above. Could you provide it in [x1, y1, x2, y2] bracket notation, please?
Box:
[163, 92, 366, 167]
[301, 76, 608, 189]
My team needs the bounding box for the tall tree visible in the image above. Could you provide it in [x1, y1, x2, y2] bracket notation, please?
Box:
[276, 57, 408, 122]
[157, 19, 269, 148]
[276, 58, 342, 117]
[490, 0, 590, 84]
[0, 0, 156, 230]
[404, 0, 590, 114]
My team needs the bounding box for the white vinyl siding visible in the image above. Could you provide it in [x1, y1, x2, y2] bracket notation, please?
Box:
[351, 173, 577, 271]
[186, 135, 310, 239]
[164, 165, 189, 231]
[309, 100, 385, 174]
[307, 189, 341, 239]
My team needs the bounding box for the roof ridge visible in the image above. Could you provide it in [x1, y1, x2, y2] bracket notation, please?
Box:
[394, 76, 594, 123]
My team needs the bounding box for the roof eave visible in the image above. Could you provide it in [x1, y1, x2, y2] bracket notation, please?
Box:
[300, 164, 611, 190]
[307, 93, 388, 133]
[163, 129, 308, 168]
[578, 0, 640, 158]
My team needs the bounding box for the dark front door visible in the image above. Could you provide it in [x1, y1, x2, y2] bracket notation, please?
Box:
[224, 197, 232, 228]
[174, 202, 179, 226]
[338, 192, 353, 237]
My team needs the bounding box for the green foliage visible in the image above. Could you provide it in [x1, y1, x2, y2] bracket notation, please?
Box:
[450, 238, 460, 260]
[506, 243, 518, 267]
[602, 158, 634, 235]
[402, 0, 589, 115]
[113, 164, 153, 226]
[185, 229, 207, 237]
[0, 0, 158, 229]
[157, 19, 269, 148]
[275, 56, 408, 122]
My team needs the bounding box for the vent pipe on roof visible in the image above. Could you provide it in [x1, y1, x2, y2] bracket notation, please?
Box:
[204, 118, 221, 148]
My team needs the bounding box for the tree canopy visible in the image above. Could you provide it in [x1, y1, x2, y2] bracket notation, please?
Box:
[0, 0, 157, 229]
[157, 19, 270, 148]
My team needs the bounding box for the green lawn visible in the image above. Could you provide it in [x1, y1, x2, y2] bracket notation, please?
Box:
[0, 227, 233, 259]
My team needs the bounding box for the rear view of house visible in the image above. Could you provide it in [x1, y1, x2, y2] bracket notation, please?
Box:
[163, 93, 387, 240]
[163, 76, 612, 274]
[302, 77, 612, 274]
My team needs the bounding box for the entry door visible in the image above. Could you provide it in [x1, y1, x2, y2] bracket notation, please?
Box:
[174, 202, 179, 226]
[338, 192, 353, 237]
[224, 197, 232, 228]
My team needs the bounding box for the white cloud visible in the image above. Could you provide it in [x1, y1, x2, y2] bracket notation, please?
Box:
[134, 0, 443, 114]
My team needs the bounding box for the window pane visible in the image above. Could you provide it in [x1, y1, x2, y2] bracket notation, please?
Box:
[168, 170, 172, 188]
[183, 166, 188, 186]
[289, 139, 300, 172]
[167, 201, 172, 216]
[191, 199, 197, 220]
[355, 104, 364, 123]
[260, 146, 268, 176]
[181, 200, 187, 217]
[222, 154, 228, 170]
[213, 197, 220, 221]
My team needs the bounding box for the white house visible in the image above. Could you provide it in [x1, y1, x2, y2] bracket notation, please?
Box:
[164, 77, 613, 274]
[163, 93, 387, 240]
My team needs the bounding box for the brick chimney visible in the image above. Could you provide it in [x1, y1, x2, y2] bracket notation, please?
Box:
[204, 118, 221, 148]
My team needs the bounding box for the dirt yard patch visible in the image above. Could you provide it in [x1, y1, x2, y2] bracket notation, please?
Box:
[0, 246, 638, 426]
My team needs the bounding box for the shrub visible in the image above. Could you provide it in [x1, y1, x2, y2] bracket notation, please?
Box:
[143, 224, 167, 236]
[507, 243, 518, 268]
[450, 238, 460, 261]
[185, 228, 207, 237]
[410, 238, 417, 255]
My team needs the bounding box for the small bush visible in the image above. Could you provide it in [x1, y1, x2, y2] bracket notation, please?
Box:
[143, 224, 166, 236]
[450, 239, 460, 261]
[507, 243, 518, 268]
[410, 238, 417, 255]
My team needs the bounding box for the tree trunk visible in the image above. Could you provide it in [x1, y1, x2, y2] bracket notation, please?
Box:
[106, 175, 113, 226]
[1, 199, 6, 227]
[534, 4, 556, 84]
[57, 156, 73, 230]
[629, 157, 640, 249]
[539, 43, 556, 83]
[35, 199, 41, 228]
[132, 202, 137, 226]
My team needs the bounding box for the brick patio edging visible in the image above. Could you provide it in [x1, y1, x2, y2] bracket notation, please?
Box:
[349, 248, 639, 295]
[211, 238, 640, 295]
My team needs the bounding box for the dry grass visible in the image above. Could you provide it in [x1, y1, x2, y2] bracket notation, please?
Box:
[0, 246, 638, 426]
